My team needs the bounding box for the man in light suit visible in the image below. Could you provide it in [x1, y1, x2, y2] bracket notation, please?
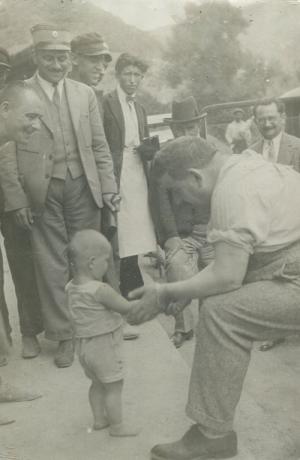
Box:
[103, 53, 157, 300]
[0, 25, 118, 368]
[252, 98, 300, 351]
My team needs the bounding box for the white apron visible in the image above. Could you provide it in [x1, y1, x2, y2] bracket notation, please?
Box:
[117, 146, 156, 258]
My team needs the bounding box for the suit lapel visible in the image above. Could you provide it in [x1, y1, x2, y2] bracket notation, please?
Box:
[278, 133, 291, 164]
[108, 90, 125, 146]
[134, 102, 144, 142]
[29, 75, 54, 134]
[64, 79, 81, 131]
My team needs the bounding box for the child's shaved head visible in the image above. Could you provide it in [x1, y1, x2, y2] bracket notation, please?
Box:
[69, 230, 111, 273]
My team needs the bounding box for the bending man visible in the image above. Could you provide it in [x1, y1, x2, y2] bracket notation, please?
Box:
[128, 136, 300, 460]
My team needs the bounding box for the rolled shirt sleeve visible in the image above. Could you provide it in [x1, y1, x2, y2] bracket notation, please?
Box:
[207, 159, 273, 254]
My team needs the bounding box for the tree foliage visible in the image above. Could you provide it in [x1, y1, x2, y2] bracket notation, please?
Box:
[162, 0, 290, 109]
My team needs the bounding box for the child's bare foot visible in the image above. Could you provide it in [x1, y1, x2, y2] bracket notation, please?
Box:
[109, 422, 140, 437]
[93, 417, 109, 431]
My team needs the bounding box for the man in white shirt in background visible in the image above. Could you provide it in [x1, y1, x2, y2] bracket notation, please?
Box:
[225, 108, 252, 153]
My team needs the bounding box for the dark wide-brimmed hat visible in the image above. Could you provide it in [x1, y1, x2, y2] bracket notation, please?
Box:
[0, 48, 11, 70]
[164, 96, 206, 124]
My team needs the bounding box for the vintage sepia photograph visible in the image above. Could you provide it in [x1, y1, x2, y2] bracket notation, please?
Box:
[0, 0, 300, 459]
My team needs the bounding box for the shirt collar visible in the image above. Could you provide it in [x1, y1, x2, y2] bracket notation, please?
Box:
[117, 84, 136, 105]
[263, 131, 282, 147]
[263, 130, 282, 158]
[36, 72, 64, 100]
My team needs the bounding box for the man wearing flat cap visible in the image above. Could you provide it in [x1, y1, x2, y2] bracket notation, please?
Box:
[151, 96, 214, 348]
[0, 25, 118, 368]
[225, 108, 252, 154]
[70, 32, 112, 119]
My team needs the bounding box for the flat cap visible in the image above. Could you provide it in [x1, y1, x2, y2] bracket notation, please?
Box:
[71, 33, 112, 61]
[31, 24, 71, 51]
[0, 48, 11, 70]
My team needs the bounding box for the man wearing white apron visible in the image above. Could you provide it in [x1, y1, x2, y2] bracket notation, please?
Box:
[103, 53, 157, 300]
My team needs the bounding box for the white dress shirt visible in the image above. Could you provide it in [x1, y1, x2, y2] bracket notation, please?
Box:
[36, 73, 64, 101]
[116, 84, 156, 257]
[262, 131, 282, 163]
[117, 84, 139, 148]
[207, 150, 300, 254]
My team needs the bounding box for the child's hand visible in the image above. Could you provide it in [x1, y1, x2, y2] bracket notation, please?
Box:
[127, 285, 161, 325]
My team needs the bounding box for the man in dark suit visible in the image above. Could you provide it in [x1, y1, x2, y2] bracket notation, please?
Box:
[252, 98, 300, 351]
[0, 48, 43, 363]
[0, 25, 118, 368]
[103, 53, 157, 300]
[0, 81, 43, 424]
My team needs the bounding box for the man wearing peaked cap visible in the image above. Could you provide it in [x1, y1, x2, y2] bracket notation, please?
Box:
[0, 24, 118, 368]
[150, 96, 214, 348]
[70, 32, 112, 119]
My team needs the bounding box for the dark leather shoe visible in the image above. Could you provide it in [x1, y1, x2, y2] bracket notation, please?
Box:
[259, 338, 285, 352]
[151, 425, 237, 460]
[22, 335, 41, 359]
[54, 340, 74, 368]
[172, 330, 194, 348]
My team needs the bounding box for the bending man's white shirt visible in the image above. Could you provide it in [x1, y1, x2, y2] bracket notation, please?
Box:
[207, 150, 300, 254]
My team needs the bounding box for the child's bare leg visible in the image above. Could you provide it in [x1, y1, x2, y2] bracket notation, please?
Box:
[103, 380, 139, 437]
[89, 380, 108, 430]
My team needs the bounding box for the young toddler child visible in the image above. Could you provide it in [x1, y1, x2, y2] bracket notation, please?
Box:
[66, 229, 139, 437]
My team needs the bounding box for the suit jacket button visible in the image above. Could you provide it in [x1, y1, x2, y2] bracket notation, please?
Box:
[49, 154, 53, 160]
[45, 173, 50, 179]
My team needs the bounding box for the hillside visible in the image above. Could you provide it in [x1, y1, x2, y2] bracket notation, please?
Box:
[0, 0, 161, 59]
[240, 0, 300, 74]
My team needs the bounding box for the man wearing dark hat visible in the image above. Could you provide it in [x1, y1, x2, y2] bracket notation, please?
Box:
[151, 96, 214, 348]
[103, 53, 157, 301]
[0, 25, 118, 368]
[0, 48, 43, 363]
[225, 108, 252, 154]
[70, 32, 112, 119]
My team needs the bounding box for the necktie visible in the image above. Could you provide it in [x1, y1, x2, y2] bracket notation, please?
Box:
[126, 95, 135, 104]
[266, 140, 276, 163]
[52, 84, 60, 109]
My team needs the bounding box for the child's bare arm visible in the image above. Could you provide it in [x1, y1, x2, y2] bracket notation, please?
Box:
[96, 283, 133, 314]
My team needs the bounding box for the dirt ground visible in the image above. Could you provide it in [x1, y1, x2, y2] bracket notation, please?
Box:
[1, 256, 300, 459]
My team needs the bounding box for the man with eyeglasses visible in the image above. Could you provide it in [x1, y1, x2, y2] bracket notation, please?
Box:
[0, 25, 118, 368]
